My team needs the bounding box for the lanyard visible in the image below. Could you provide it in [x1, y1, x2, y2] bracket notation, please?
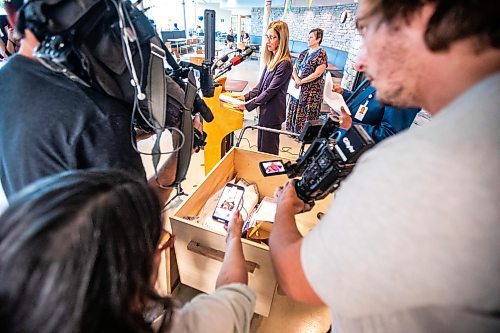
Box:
[298, 48, 321, 76]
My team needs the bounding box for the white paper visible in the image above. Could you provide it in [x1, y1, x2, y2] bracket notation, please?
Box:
[219, 93, 246, 106]
[250, 197, 277, 223]
[287, 79, 301, 100]
[323, 75, 351, 115]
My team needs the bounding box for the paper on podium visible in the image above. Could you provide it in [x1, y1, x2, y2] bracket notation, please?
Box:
[219, 93, 246, 106]
[324, 76, 351, 115]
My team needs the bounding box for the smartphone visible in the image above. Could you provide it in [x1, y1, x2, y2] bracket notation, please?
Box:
[212, 183, 245, 223]
[259, 160, 287, 177]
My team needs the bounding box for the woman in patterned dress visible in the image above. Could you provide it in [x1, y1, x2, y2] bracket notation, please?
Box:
[286, 28, 328, 134]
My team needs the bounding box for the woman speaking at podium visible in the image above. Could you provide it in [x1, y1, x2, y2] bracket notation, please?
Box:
[238, 21, 292, 155]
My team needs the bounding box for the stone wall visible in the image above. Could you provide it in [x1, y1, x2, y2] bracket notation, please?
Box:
[251, 4, 360, 89]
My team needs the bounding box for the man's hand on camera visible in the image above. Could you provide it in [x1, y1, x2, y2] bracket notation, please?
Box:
[274, 180, 309, 214]
[135, 129, 154, 141]
[193, 113, 203, 133]
[193, 113, 207, 153]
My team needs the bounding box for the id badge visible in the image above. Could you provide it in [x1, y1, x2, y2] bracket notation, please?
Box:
[355, 100, 369, 121]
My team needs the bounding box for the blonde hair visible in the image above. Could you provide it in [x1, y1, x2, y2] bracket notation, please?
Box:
[263, 21, 291, 71]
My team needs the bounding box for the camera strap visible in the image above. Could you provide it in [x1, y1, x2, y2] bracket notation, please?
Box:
[152, 67, 197, 194]
[147, 37, 168, 129]
[149, 35, 169, 183]
[173, 70, 197, 184]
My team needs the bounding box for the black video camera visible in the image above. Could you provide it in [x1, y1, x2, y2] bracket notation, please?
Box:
[261, 118, 374, 205]
[18, 0, 216, 188]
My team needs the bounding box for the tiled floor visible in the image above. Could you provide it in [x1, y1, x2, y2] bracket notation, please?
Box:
[138, 57, 332, 333]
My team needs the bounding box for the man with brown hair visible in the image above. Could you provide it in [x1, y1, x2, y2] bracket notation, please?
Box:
[271, 0, 500, 332]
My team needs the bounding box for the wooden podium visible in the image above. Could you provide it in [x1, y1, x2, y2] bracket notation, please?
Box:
[202, 85, 244, 174]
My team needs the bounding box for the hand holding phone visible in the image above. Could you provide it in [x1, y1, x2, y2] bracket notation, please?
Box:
[225, 210, 244, 242]
[213, 183, 245, 223]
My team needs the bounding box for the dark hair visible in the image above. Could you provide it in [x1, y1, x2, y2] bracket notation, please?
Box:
[0, 15, 9, 29]
[360, 0, 500, 51]
[0, 170, 174, 333]
[309, 28, 324, 45]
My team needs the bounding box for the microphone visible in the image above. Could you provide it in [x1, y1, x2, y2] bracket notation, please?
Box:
[219, 48, 253, 71]
[193, 94, 214, 122]
[212, 54, 229, 72]
[214, 48, 253, 80]
[229, 48, 253, 66]
[237, 45, 251, 52]
[211, 48, 240, 73]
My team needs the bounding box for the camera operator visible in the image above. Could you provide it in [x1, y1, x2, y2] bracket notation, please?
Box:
[0, 0, 196, 205]
[270, 0, 500, 332]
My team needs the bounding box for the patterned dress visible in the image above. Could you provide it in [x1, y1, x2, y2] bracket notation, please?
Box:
[286, 48, 328, 134]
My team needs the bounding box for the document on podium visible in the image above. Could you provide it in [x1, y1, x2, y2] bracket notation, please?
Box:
[219, 93, 246, 106]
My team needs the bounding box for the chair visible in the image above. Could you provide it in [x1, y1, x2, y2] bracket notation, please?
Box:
[191, 38, 200, 51]
[180, 38, 193, 54]
[165, 41, 180, 60]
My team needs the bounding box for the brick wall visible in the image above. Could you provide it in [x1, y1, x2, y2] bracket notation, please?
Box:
[251, 4, 360, 89]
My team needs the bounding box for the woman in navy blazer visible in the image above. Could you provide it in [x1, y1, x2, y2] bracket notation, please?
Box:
[240, 21, 293, 155]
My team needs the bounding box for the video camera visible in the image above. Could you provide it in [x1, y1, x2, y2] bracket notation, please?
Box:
[261, 118, 374, 206]
[15, 0, 217, 188]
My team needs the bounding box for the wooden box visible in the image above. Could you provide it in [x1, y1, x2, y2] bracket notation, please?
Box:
[170, 148, 332, 316]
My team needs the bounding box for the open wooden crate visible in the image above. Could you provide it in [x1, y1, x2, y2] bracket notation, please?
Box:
[170, 148, 332, 316]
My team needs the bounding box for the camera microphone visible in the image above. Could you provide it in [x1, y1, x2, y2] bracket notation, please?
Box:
[194, 95, 214, 122]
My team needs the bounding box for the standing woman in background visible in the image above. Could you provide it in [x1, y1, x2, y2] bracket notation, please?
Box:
[240, 21, 292, 155]
[286, 28, 328, 134]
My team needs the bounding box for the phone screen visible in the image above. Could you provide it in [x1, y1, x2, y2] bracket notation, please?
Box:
[259, 160, 287, 177]
[212, 184, 245, 223]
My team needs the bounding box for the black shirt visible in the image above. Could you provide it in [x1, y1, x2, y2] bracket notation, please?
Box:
[0, 55, 146, 199]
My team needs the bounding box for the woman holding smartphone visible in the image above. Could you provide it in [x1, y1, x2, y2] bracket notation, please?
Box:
[0, 170, 255, 333]
[238, 21, 292, 155]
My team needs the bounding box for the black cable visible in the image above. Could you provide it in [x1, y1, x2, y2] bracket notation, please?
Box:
[280, 146, 299, 156]
[239, 137, 257, 149]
